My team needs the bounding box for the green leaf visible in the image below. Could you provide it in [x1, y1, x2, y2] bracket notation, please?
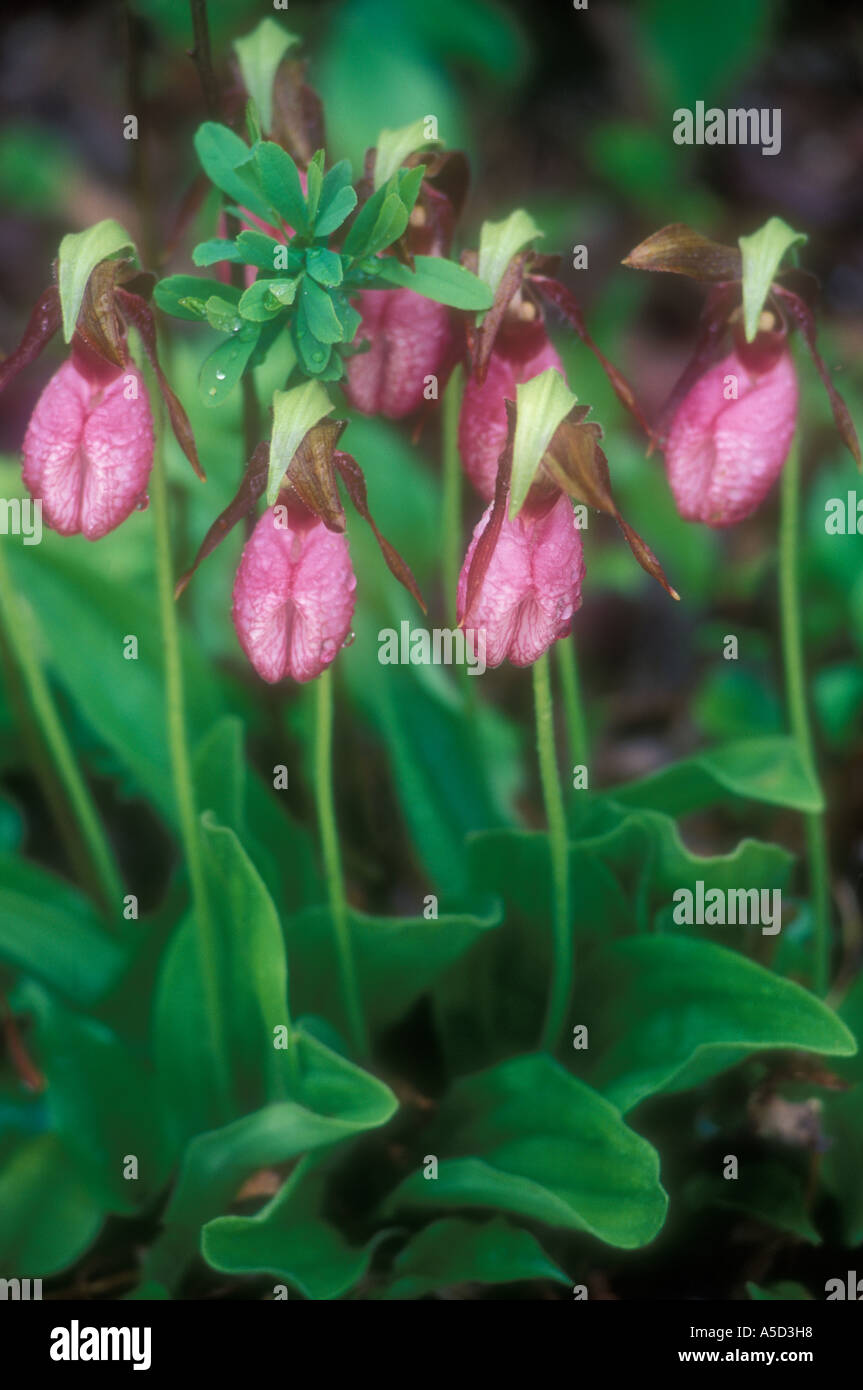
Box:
[284, 898, 502, 1036]
[267, 379, 334, 503]
[385, 1054, 667, 1248]
[314, 161, 357, 237]
[299, 276, 343, 343]
[31, 992, 171, 1214]
[381, 1217, 568, 1299]
[372, 254, 493, 310]
[687, 1164, 820, 1244]
[153, 816, 291, 1143]
[747, 1281, 812, 1301]
[374, 117, 443, 189]
[143, 1038, 396, 1290]
[236, 228, 289, 271]
[305, 154, 323, 223]
[202, 1169, 376, 1300]
[154, 274, 236, 320]
[578, 936, 856, 1113]
[0, 1135, 105, 1277]
[342, 167, 423, 259]
[204, 294, 244, 333]
[305, 247, 344, 288]
[193, 122, 272, 222]
[238, 276, 297, 322]
[191, 238, 245, 267]
[476, 208, 543, 306]
[233, 19, 299, 135]
[609, 736, 824, 816]
[198, 326, 261, 406]
[739, 216, 807, 342]
[254, 141, 308, 233]
[57, 218, 136, 341]
[509, 369, 577, 519]
[0, 855, 125, 1005]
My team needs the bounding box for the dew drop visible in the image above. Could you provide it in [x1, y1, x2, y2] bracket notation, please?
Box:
[135, 494, 150, 512]
[215, 369, 227, 381]
[342, 630, 356, 648]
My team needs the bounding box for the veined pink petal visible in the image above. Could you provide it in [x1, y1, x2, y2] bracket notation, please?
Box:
[665, 347, 798, 526]
[458, 493, 585, 668]
[459, 329, 565, 501]
[232, 507, 357, 683]
[344, 288, 453, 419]
[22, 359, 154, 540]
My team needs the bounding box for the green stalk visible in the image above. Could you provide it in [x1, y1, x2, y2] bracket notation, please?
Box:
[533, 652, 572, 1051]
[0, 543, 123, 918]
[556, 636, 589, 771]
[150, 413, 232, 1106]
[441, 365, 464, 630]
[778, 434, 831, 995]
[313, 667, 368, 1057]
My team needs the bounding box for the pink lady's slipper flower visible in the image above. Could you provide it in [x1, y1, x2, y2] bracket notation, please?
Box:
[22, 354, 154, 540]
[664, 344, 798, 526]
[232, 500, 357, 683]
[458, 492, 585, 669]
[344, 288, 453, 419]
[459, 321, 564, 501]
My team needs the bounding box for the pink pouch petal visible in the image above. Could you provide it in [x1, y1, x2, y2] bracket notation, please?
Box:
[344, 288, 452, 419]
[232, 508, 357, 684]
[666, 348, 798, 526]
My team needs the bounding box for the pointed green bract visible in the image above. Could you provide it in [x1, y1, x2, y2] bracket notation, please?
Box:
[476, 208, 543, 307]
[233, 19, 300, 136]
[267, 379, 334, 502]
[739, 216, 807, 342]
[509, 369, 577, 519]
[374, 117, 443, 189]
[58, 219, 136, 341]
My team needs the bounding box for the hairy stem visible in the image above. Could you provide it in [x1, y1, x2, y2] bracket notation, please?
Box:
[556, 635, 589, 772]
[533, 651, 572, 1051]
[441, 365, 464, 630]
[0, 544, 123, 918]
[313, 667, 368, 1058]
[779, 434, 831, 995]
[151, 408, 232, 1106]
[188, 0, 219, 117]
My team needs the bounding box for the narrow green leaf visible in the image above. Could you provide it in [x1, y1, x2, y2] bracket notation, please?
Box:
[193, 122, 272, 222]
[155, 275, 237, 321]
[372, 254, 493, 309]
[382, 1217, 568, 1299]
[315, 161, 357, 237]
[198, 327, 260, 406]
[192, 238, 245, 267]
[255, 141, 308, 233]
[300, 276, 343, 343]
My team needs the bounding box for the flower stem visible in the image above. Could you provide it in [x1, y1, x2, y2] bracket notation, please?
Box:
[533, 651, 572, 1051]
[779, 434, 831, 995]
[556, 635, 589, 771]
[150, 412, 232, 1107]
[441, 365, 464, 631]
[313, 667, 368, 1057]
[0, 543, 123, 918]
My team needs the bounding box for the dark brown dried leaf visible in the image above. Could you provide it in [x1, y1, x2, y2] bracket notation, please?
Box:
[467, 252, 526, 383]
[544, 415, 679, 600]
[529, 274, 654, 440]
[463, 401, 516, 621]
[622, 223, 742, 283]
[333, 450, 426, 612]
[116, 288, 206, 481]
[0, 287, 61, 392]
[287, 418, 348, 531]
[775, 285, 862, 470]
[175, 442, 270, 598]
